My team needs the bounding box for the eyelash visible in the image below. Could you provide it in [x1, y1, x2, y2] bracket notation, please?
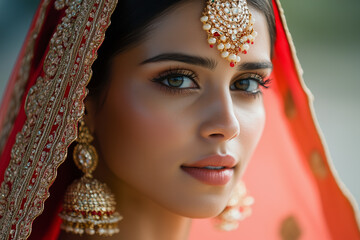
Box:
[151, 68, 271, 97]
[235, 73, 271, 98]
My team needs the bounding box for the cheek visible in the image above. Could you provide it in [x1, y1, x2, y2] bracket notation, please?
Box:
[236, 100, 265, 168]
[94, 77, 189, 183]
[93, 76, 216, 217]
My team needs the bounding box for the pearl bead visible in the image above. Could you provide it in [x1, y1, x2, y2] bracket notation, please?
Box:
[236, 56, 241, 62]
[200, 16, 208, 22]
[217, 43, 224, 50]
[203, 24, 211, 30]
[243, 43, 250, 50]
[221, 51, 229, 58]
[98, 228, 106, 235]
[208, 38, 216, 44]
[232, 7, 239, 14]
[86, 228, 95, 235]
[227, 208, 242, 221]
[229, 54, 237, 61]
[220, 222, 239, 231]
[225, 43, 231, 49]
[220, 36, 227, 42]
[252, 31, 258, 37]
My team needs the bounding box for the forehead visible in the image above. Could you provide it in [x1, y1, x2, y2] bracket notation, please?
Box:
[138, 1, 271, 67]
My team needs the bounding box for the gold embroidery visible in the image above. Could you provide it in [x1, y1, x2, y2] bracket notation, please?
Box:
[0, 0, 51, 155]
[0, 0, 118, 239]
[309, 150, 328, 179]
[280, 215, 301, 240]
[45, 0, 84, 77]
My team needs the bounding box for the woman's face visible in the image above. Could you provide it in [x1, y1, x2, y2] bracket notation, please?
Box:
[87, 1, 271, 218]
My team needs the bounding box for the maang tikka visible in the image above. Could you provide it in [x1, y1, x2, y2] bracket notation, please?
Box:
[201, 0, 257, 67]
[59, 118, 122, 236]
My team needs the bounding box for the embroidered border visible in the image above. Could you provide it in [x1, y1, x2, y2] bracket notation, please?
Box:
[0, 0, 51, 155]
[0, 0, 117, 239]
[275, 0, 360, 227]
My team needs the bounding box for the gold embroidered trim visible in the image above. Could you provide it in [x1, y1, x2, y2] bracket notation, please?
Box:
[275, 0, 360, 229]
[0, 0, 118, 239]
[0, 0, 51, 155]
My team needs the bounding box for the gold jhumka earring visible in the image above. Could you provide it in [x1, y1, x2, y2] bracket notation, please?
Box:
[59, 118, 122, 236]
[200, 0, 257, 67]
[216, 181, 254, 231]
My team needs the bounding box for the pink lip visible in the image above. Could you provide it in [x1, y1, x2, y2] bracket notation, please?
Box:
[181, 155, 237, 186]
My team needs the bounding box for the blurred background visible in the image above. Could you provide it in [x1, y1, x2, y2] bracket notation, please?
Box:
[0, 0, 359, 206]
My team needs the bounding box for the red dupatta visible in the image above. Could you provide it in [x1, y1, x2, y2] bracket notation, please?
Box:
[0, 0, 359, 239]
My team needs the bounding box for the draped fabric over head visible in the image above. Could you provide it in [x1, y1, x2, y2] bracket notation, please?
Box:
[0, 0, 358, 239]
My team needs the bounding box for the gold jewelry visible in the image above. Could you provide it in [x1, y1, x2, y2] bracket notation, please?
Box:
[201, 0, 257, 67]
[216, 181, 254, 231]
[59, 118, 122, 236]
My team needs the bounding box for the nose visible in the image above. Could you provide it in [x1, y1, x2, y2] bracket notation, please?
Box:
[199, 90, 240, 142]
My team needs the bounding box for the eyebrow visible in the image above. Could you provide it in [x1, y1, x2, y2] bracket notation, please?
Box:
[140, 53, 217, 69]
[236, 61, 273, 71]
[140, 53, 272, 71]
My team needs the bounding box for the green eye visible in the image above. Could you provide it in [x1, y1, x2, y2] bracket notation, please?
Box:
[167, 76, 184, 87]
[161, 75, 196, 88]
[152, 69, 199, 95]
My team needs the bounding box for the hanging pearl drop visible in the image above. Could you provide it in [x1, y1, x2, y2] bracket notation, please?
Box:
[228, 54, 237, 61]
[208, 38, 216, 44]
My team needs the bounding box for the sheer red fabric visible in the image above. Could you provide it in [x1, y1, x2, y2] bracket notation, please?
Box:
[0, 0, 358, 239]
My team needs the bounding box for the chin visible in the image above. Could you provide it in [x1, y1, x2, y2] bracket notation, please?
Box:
[160, 193, 229, 219]
[177, 204, 226, 219]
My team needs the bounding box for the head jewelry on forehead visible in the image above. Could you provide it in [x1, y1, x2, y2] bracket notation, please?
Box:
[201, 0, 257, 67]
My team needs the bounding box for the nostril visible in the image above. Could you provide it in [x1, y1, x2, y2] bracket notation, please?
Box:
[209, 133, 224, 138]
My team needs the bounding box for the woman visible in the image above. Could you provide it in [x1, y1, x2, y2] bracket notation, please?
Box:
[0, 0, 358, 239]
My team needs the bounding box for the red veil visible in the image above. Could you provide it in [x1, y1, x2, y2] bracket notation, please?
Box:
[0, 0, 359, 239]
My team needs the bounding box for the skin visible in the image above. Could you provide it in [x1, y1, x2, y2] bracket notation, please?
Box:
[59, 1, 272, 239]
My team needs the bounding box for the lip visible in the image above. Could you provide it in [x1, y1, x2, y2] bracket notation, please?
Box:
[181, 155, 237, 186]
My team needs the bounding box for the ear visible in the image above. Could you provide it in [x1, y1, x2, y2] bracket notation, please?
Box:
[83, 96, 97, 133]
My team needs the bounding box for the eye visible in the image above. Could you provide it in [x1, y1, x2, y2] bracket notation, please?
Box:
[152, 69, 199, 91]
[230, 73, 270, 95]
[161, 75, 197, 88]
[230, 78, 260, 92]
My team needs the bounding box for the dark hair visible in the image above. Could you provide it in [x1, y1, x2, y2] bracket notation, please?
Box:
[88, 0, 276, 101]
